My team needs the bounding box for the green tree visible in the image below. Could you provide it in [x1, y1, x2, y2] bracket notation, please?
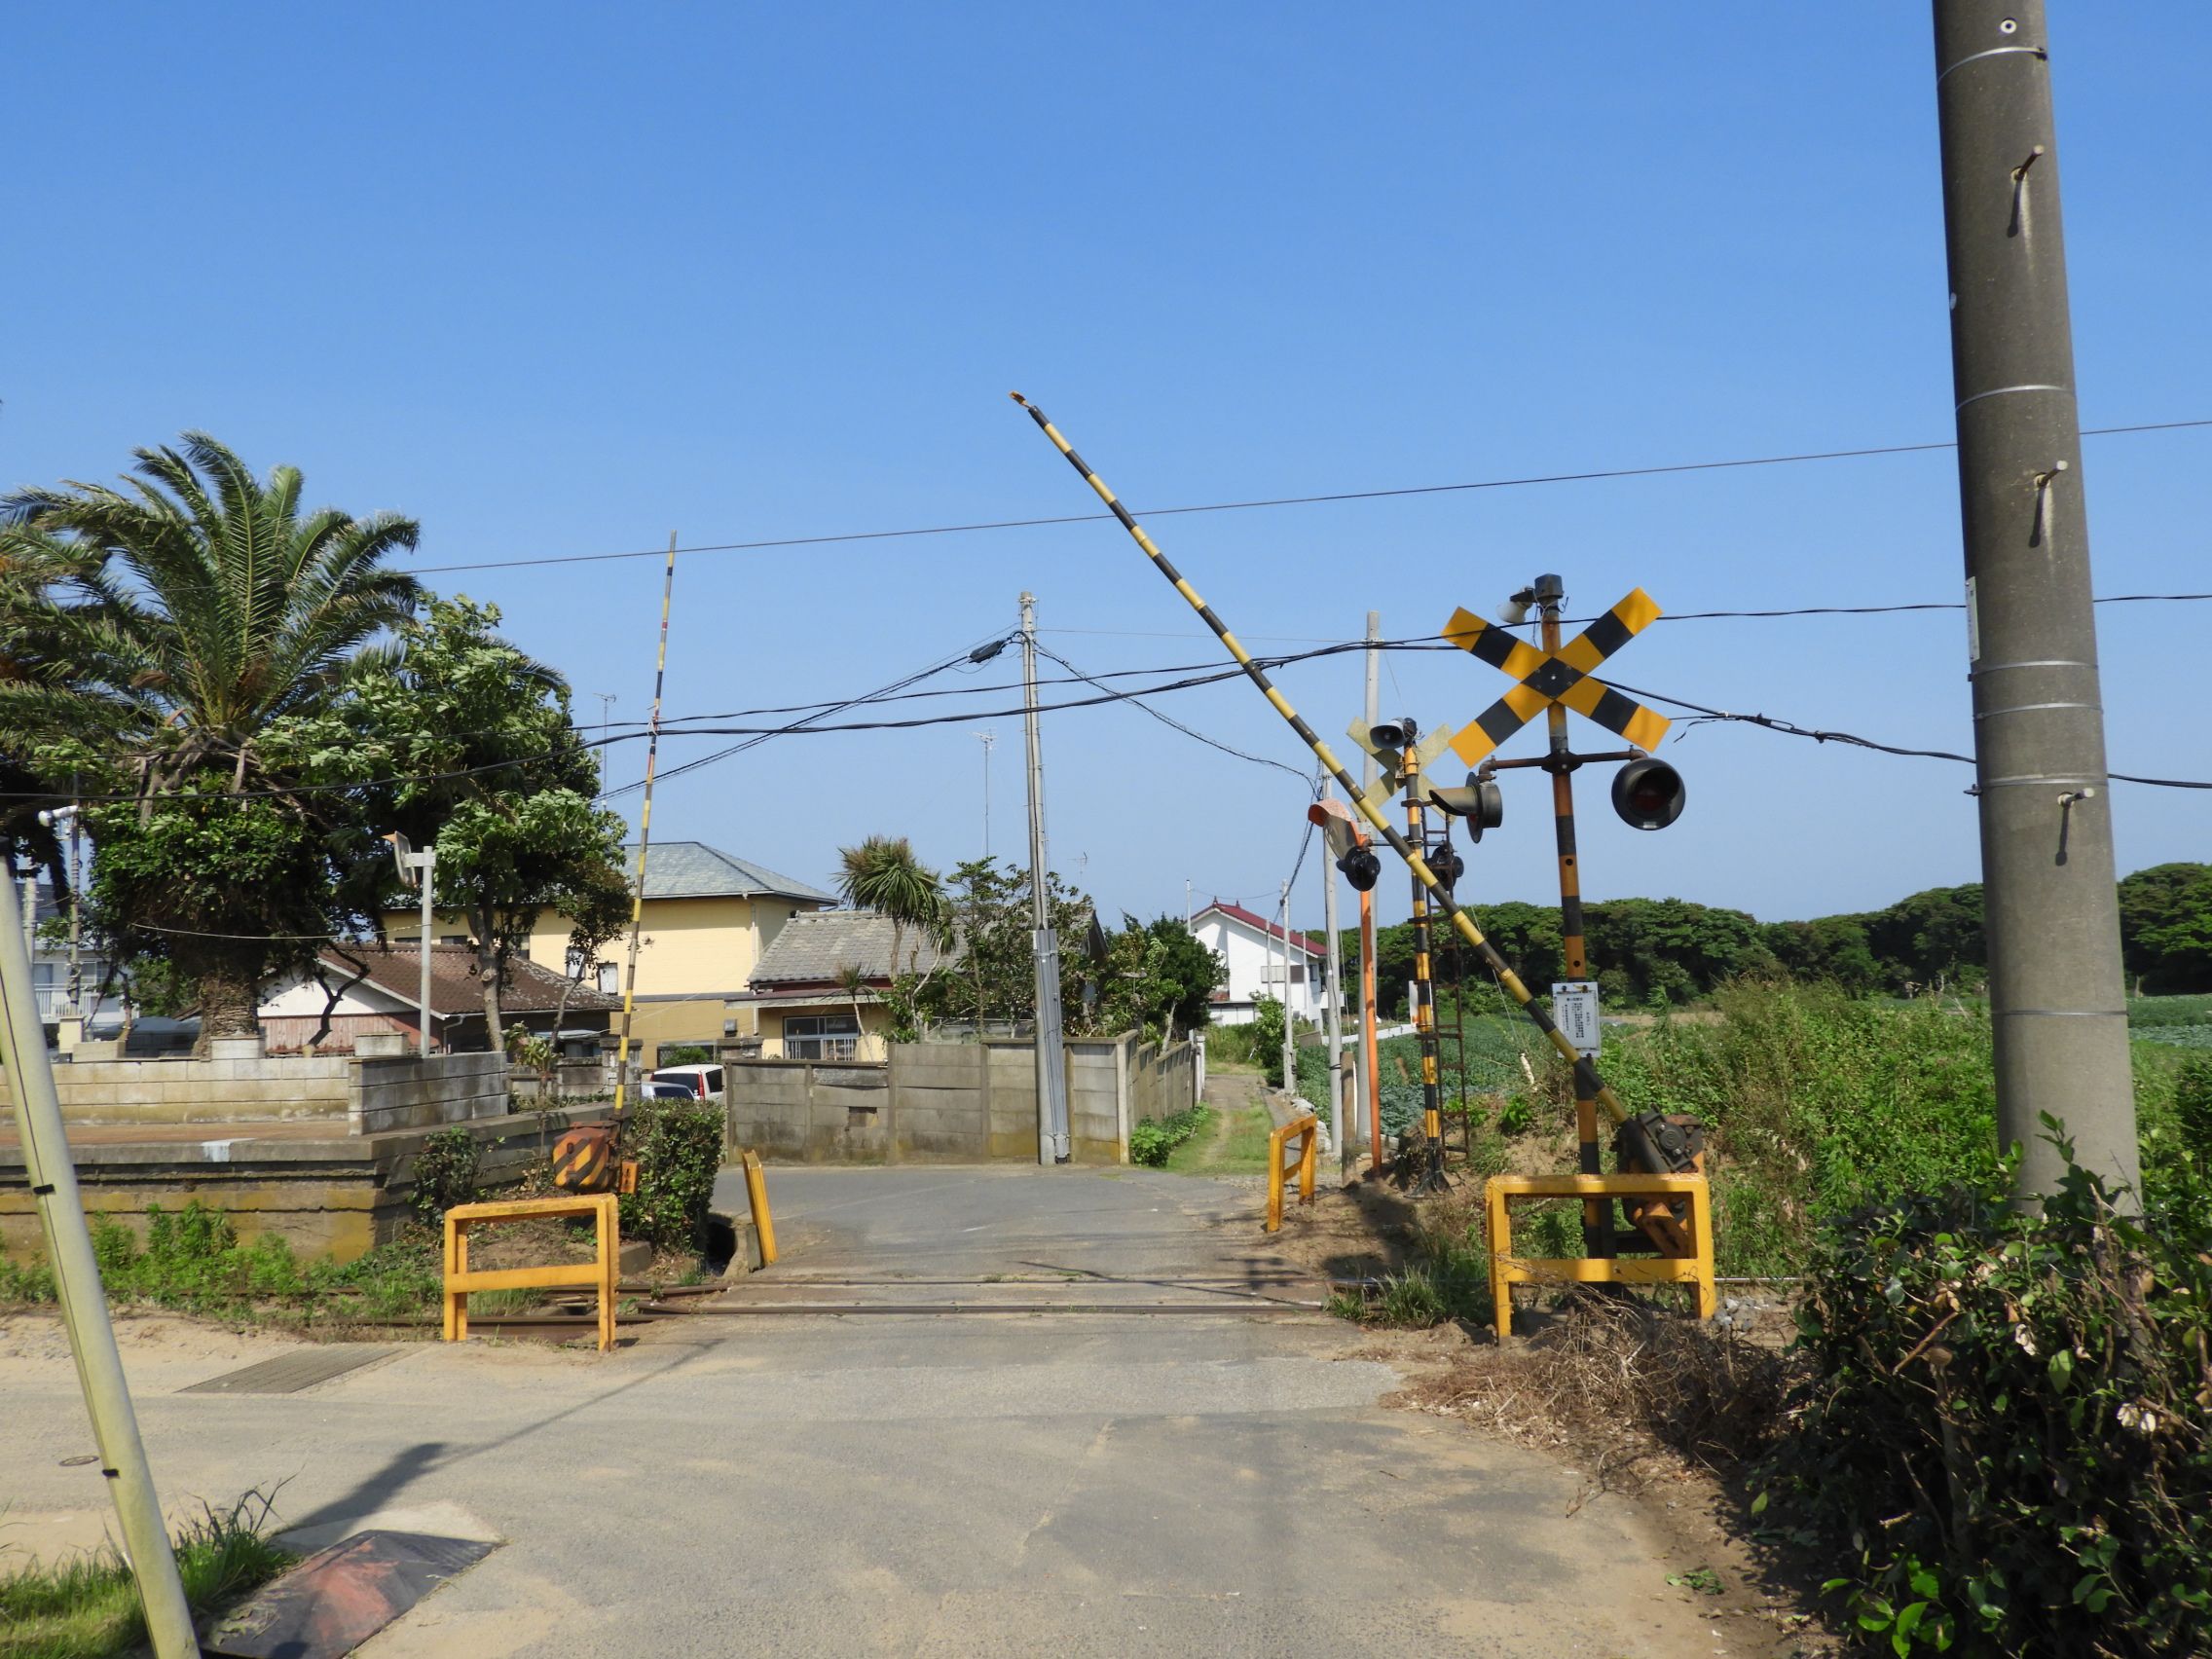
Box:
[834, 834, 948, 977]
[0, 435, 420, 1035]
[918, 855, 1093, 1034]
[2118, 864, 2212, 994]
[307, 597, 628, 1050]
[1094, 913, 1226, 1042]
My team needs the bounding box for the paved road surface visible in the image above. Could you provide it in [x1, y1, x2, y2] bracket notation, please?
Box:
[1, 1166, 1745, 1657]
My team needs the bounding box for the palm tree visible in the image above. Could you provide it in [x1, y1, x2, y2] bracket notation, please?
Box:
[834, 835, 947, 977]
[1, 434, 422, 1036]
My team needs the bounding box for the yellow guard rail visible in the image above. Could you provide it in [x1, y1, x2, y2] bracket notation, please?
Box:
[1266, 1112, 1319, 1233]
[1485, 1172, 1714, 1342]
[444, 1193, 620, 1351]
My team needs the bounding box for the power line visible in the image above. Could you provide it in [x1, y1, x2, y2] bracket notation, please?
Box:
[1610, 681, 2212, 791]
[405, 419, 2212, 577]
[10, 625, 2209, 804]
[1028, 641, 1314, 786]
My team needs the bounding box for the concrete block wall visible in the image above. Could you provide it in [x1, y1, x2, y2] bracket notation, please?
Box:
[0, 1051, 514, 1133]
[720, 1032, 1198, 1166]
[1128, 1040, 1198, 1127]
[724, 1058, 893, 1162]
[0, 1055, 355, 1127]
[351, 1053, 510, 1133]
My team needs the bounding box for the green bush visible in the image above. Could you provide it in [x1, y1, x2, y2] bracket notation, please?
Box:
[1129, 1104, 1212, 1167]
[409, 1126, 481, 1225]
[619, 1098, 724, 1250]
[1755, 1133, 2212, 1655]
[1250, 996, 1287, 1087]
[1597, 980, 2002, 1274]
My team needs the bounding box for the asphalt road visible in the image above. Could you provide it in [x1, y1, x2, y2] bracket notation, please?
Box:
[1, 1166, 1742, 1657]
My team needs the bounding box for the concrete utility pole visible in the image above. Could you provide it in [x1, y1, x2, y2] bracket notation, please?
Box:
[1361, 609, 1382, 1169]
[1933, 0, 2136, 1198]
[1277, 879, 1296, 1100]
[1020, 592, 1071, 1163]
[1319, 781, 1347, 1174]
[0, 878, 201, 1657]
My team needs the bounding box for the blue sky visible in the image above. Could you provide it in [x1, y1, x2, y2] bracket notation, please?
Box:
[7, 4, 2207, 934]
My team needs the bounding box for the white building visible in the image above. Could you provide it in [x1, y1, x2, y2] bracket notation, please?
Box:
[1187, 901, 1330, 1027]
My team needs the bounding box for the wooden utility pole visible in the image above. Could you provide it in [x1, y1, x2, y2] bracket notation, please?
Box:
[1933, 0, 2136, 1198]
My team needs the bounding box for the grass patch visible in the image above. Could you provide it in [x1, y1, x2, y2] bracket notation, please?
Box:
[0, 1492, 291, 1659]
[0, 1205, 447, 1323]
[1128, 1104, 1213, 1168]
[1162, 1105, 1274, 1176]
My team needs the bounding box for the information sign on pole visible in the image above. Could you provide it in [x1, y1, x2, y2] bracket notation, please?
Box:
[1551, 981, 1602, 1053]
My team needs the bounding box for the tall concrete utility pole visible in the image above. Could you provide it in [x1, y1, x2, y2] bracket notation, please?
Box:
[1319, 780, 1347, 1174]
[1277, 878, 1296, 1100]
[1933, 0, 2136, 1198]
[1020, 593, 1071, 1163]
[0, 877, 201, 1657]
[1360, 610, 1382, 1169]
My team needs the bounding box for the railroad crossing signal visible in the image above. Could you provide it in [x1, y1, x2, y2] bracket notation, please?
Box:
[1440, 588, 1673, 766]
[1343, 718, 1457, 825]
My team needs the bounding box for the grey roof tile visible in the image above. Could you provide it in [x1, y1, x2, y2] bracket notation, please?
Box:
[624, 841, 833, 903]
[748, 910, 952, 987]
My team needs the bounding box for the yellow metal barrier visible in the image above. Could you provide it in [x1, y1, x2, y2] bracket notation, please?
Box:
[740, 1149, 778, 1266]
[443, 1193, 620, 1351]
[1265, 1113, 1319, 1233]
[1485, 1172, 1714, 1342]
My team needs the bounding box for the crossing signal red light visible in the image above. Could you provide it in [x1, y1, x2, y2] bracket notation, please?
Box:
[1427, 843, 1465, 889]
[1336, 846, 1382, 892]
[1611, 758, 1686, 830]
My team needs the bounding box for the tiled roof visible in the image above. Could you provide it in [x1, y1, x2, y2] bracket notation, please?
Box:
[1192, 901, 1326, 957]
[317, 944, 621, 1016]
[625, 841, 833, 903]
[748, 909, 953, 988]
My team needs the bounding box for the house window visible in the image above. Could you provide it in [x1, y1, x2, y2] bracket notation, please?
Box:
[1260, 965, 1307, 986]
[598, 964, 620, 995]
[784, 1014, 861, 1061]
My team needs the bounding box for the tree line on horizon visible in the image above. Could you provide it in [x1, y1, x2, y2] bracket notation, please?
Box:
[1347, 863, 2212, 1014]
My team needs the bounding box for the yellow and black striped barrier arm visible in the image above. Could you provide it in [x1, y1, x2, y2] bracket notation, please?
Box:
[1009, 391, 1630, 1126]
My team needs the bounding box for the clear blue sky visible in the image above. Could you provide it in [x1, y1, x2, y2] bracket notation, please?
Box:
[7, 4, 2207, 935]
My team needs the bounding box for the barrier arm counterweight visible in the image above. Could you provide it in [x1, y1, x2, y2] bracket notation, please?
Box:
[1009, 393, 1640, 1135]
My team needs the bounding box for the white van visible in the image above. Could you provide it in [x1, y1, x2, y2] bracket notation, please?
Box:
[646, 1064, 725, 1102]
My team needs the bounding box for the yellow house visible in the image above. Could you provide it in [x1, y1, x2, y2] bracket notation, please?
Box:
[387, 841, 834, 1067]
[727, 909, 955, 1061]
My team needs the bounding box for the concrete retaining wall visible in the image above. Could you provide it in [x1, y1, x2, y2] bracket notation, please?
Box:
[721, 1032, 1198, 1164]
[0, 1103, 615, 1264]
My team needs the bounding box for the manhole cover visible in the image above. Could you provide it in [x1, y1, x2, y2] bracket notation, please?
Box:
[181, 1347, 395, 1395]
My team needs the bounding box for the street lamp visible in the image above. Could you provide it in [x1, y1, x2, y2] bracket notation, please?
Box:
[385, 833, 437, 1058]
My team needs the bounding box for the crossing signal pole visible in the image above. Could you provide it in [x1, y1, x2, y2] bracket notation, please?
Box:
[1360, 614, 1383, 1170]
[1391, 721, 1448, 1194]
[1535, 576, 1605, 1255]
[1932, 0, 2136, 1200]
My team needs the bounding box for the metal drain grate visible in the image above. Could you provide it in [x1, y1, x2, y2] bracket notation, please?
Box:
[181, 1347, 394, 1395]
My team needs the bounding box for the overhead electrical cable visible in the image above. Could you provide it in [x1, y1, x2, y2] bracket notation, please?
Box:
[405, 419, 2212, 576]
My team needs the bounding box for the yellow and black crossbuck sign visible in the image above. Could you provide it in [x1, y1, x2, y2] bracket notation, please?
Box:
[1440, 589, 1672, 766]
